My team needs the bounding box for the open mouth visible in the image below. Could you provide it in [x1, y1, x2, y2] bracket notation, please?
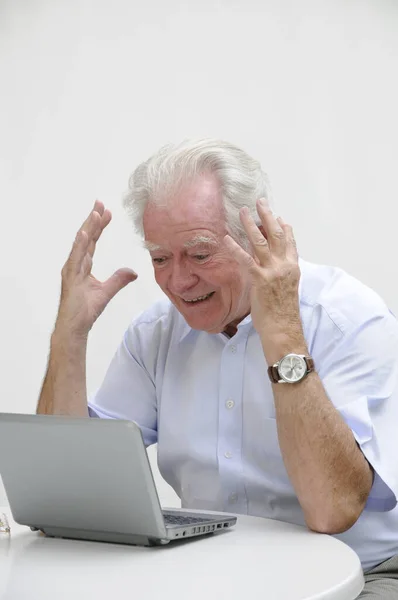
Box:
[183, 292, 215, 305]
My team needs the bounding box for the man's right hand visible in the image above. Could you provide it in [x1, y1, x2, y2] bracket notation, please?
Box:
[55, 200, 137, 340]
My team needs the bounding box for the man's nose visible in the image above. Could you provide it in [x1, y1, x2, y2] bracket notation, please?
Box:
[169, 262, 199, 295]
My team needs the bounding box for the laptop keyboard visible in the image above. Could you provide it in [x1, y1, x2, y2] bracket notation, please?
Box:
[163, 513, 212, 526]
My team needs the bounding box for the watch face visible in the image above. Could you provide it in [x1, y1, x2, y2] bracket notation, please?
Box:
[278, 354, 307, 383]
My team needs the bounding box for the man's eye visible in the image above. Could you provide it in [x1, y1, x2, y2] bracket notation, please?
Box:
[152, 257, 167, 264]
[193, 254, 210, 261]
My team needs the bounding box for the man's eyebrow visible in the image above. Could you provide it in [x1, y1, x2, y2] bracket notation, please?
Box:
[143, 236, 218, 252]
[143, 241, 166, 252]
[183, 236, 218, 248]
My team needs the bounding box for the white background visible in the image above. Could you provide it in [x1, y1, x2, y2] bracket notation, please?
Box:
[0, 0, 397, 506]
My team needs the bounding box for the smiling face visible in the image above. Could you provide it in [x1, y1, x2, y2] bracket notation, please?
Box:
[142, 174, 252, 334]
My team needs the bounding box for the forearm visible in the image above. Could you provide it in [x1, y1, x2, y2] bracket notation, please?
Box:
[36, 329, 89, 417]
[262, 334, 373, 533]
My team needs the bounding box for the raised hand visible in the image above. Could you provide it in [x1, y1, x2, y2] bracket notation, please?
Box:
[224, 198, 302, 349]
[56, 200, 137, 339]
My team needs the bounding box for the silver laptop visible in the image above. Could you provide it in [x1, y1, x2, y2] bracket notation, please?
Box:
[0, 413, 237, 545]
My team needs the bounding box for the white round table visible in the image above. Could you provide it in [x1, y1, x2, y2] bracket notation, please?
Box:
[0, 506, 364, 600]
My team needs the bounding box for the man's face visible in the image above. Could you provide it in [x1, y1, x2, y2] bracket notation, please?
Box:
[143, 174, 251, 334]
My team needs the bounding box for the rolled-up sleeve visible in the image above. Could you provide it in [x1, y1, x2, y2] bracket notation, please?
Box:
[315, 308, 398, 512]
[88, 321, 159, 447]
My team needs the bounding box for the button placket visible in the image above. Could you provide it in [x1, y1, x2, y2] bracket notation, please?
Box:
[217, 333, 249, 513]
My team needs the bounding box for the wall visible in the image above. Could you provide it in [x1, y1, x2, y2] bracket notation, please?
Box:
[0, 0, 397, 505]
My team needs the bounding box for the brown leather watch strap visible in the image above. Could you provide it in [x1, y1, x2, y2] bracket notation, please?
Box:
[268, 365, 280, 383]
[304, 357, 315, 372]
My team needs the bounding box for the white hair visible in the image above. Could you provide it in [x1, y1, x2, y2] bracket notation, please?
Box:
[123, 138, 274, 247]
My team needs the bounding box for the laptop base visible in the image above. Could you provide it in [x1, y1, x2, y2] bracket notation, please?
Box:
[37, 525, 171, 546]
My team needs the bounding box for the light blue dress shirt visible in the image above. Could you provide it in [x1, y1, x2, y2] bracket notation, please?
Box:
[89, 258, 398, 571]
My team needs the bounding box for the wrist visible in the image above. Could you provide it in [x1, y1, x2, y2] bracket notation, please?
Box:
[260, 331, 308, 365]
[51, 326, 88, 356]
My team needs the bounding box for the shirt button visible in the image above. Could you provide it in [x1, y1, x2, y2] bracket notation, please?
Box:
[229, 493, 238, 503]
[226, 399, 235, 409]
[224, 451, 232, 459]
[230, 345, 237, 353]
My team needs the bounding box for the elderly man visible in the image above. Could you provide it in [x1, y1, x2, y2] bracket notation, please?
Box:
[38, 139, 398, 597]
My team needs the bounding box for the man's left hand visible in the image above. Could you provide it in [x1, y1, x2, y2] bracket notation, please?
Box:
[224, 198, 303, 355]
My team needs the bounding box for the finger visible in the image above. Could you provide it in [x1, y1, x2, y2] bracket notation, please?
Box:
[240, 206, 270, 266]
[224, 234, 259, 274]
[81, 249, 93, 277]
[88, 208, 112, 258]
[64, 229, 90, 277]
[81, 210, 102, 259]
[79, 200, 104, 234]
[77, 200, 104, 253]
[278, 217, 299, 260]
[256, 198, 285, 254]
[102, 268, 138, 302]
[63, 204, 109, 280]
[68, 211, 101, 276]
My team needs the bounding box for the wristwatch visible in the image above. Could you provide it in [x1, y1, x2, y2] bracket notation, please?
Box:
[267, 353, 314, 384]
